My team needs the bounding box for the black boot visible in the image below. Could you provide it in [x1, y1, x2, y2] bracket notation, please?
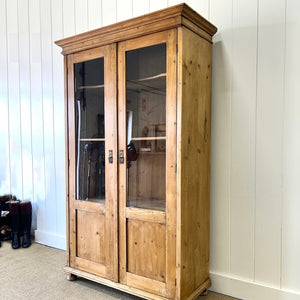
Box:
[20, 201, 32, 248]
[9, 201, 20, 249]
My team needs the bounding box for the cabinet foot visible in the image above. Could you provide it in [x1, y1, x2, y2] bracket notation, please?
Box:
[200, 288, 208, 296]
[66, 273, 77, 281]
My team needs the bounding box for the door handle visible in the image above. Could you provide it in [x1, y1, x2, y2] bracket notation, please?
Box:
[119, 150, 124, 164]
[108, 150, 113, 164]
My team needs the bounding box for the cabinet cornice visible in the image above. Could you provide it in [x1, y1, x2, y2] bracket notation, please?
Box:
[55, 3, 217, 55]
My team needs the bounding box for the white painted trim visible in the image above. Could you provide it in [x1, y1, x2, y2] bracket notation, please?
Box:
[35, 230, 66, 250]
[210, 272, 300, 300]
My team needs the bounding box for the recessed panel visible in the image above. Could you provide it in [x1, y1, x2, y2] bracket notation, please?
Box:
[127, 219, 166, 282]
[76, 210, 106, 265]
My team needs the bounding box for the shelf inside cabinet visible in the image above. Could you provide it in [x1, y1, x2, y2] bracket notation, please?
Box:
[127, 73, 166, 95]
[137, 151, 165, 155]
[79, 138, 105, 142]
[77, 84, 104, 90]
[127, 197, 165, 212]
[131, 136, 166, 141]
[78, 197, 105, 204]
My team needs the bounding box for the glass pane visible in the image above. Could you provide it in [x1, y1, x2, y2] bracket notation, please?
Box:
[126, 44, 166, 140]
[126, 43, 166, 212]
[75, 57, 105, 203]
[76, 141, 105, 203]
[127, 140, 166, 211]
[75, 58, 105, 139]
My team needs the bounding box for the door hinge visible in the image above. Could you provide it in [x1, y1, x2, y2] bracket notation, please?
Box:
[175, 278, 177, 286]
[175, 163, 177, 173]
[176, 44, 178, 54]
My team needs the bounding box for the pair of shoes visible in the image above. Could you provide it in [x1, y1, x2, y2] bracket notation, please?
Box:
[9, 201, 32, 249]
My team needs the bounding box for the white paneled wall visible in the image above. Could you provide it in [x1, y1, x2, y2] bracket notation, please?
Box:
[282, 0, 300, 292]
[255, 0, 285, 287]
[209, 0, 300, 299]
[0, 0, 300, 299]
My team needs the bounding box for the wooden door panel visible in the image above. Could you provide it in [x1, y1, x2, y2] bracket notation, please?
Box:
[126, 273, 167, 297]
[76, 209, 106, 265]
[127, 219, 166, 282]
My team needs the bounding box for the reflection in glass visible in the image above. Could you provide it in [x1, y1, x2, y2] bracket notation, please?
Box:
[75, 57, 105, 203]
[126, 44, 166, 211]
[76, 88, 104, 139]
[126, 44, 166, 140]
[75, 58, 105, 139]
[77, 142, 105, 203]
[127, 140, 166, 211]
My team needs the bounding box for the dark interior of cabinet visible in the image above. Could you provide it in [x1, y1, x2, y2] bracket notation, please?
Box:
[126, 43, 167, 212]
[74, 57, 105, 203]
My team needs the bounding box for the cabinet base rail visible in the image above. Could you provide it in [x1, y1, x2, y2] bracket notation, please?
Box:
[64, 266, 168, 300]
[64, 267, 211, 300]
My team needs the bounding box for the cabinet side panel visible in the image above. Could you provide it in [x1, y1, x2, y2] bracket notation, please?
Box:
[179, 27, 212, 298]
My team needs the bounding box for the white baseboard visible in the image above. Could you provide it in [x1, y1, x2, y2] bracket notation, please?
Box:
[209, 272, 300, 300]
[34, 230, 66, 250]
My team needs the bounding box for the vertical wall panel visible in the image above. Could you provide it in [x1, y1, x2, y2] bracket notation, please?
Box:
[52, 0, 66, 245]
[75, 0, 88, 34]
[88, 0, 102, 30]
[209, 0, 232, 275]
[18, 0, 33, 201]
[255, 0, 285, 287]
[149, 0, 167, 12]
[282, 0, 300, 292]
[62, 0, 75, 38]
[230, 0, 257, 280]
[132, 0, 149, 17]
[40, 0, 56, 234]
[186, 0, 209, 19]
[0, 0, 10, 194]
[7, 0, 23, 198]
[29, 0, 46, 232]
[168, 0, 182, 6]
[102, 0, 117, 26]
[117, 0, 132, 22]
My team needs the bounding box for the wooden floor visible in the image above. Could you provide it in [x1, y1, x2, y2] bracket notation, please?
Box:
[0, 241, 239, 299]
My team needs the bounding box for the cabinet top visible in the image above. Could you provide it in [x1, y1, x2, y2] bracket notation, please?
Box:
[55, 3, 217, 55]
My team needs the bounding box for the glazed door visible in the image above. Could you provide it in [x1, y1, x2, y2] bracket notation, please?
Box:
[67, 45, 118, 281]
[118, 30, 177, 298]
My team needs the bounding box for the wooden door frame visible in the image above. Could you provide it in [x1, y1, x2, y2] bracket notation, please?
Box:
[117, 29, 177, 298]
[66, 44, 118, 282]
